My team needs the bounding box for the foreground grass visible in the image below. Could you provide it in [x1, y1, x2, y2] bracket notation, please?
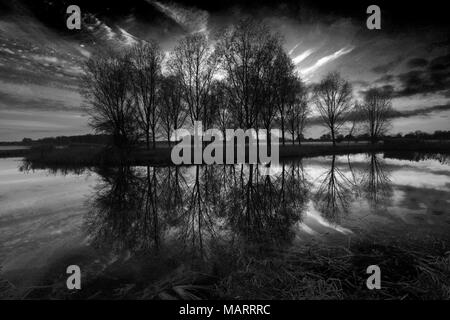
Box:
[2, 239, 449, 300]
[216, 240, 450, 300]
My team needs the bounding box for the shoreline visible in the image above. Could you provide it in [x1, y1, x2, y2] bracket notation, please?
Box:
[2, 141, 450, 166]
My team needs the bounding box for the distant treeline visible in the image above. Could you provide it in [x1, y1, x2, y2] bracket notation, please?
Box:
[316, 130, 450, 142]
[1, 134, 111, 146]
[3, 130, 447, 148]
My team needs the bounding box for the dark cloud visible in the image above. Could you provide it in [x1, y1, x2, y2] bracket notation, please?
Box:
[307, 103, 450, 126]
[369, 54, 450, 98]
[389, 104, 450, 118]
[371, 56, 404, 74]
[375, 74, 395, 84]
[395, 54, 450, 97]
[429, 53, 450, 71]
[358, 84, 395, 97]
[3, 0, 449, 35]
[406, 57, 428, 69]
[351, 80, 369, 87]
[429, 38, 450, 50]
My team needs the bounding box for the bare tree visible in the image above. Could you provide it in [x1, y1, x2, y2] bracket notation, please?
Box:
[217, 18, 280, 132]
[159, 75, 188, 146]
[272, 49, 296, 145]
[286, 76, 309, 145]
[360, 87, 393, 144]
[345, 101, 362, 145]
[129, 41, 162, 149]
[82, 52, 138, 149]
[258, 45, 286, 141]
[210, 80, 232, 139]
[169, 33, 218, 128]
[312, 72, 353, 147]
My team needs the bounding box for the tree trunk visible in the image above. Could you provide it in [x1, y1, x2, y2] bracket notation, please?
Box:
[256, 129, 259, 161]
[331, 128, 336, 147]
[223, 128, 226, 163]
[371, 135, 376, 145]
[146, 131, 150, 150]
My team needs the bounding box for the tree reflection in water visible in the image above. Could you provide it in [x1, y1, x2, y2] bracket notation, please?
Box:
[83, 152, 397, 257]
[225, 163, 307, 246]
[85, 166, 165, 253]
[86, 162, 311, 260]
[311, 153, 394, 224]
[359, 153, 393, 212]
[312, 155, 356, 223]
[19, 153, 398, 296]
[17, 152, 406, 298]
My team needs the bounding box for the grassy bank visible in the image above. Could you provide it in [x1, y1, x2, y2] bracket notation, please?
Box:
[2, 238, 448, 300]
[216, 240, 450, 299]
[0, 148, 30, 158]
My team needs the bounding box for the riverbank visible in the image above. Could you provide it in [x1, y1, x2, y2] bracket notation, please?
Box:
[3, 141, 450, 167]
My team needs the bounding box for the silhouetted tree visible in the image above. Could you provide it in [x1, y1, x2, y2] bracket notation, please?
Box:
[82, 52, 138, 148]
[169, 33, 218, 128]
[159, 75, 188, 146]
[360, 87, 393, 144]
[286, 77, 309, 145]
[272, 49, 296, 145]
[259, 45, 287, 143]
[217, 18, 280, 132]
[129, 41, 163, 149]
[211, 80, 232, 140]
[312, 72, 353, 147]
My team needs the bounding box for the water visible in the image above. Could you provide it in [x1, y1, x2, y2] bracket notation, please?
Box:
[0, 153, 449, 298]
[0, 146, 29, 150]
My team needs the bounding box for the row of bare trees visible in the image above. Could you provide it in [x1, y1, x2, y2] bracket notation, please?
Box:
[312, 72, 394, 146]
[82, 18, 394, 150]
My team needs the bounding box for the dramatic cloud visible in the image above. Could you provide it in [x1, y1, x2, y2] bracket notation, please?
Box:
[395, 54, 450, 97]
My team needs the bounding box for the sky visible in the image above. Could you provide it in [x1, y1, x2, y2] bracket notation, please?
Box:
[0, 0, 449, 141]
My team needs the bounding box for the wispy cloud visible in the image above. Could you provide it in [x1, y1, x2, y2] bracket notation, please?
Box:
[300, 46, 354, 75]
[288, 41, 301, 55]
[31, 55, 60, 64]
[88, 17, 137, 48]
[118, 27, 138, 46]
[292, 49, 314, 65]
[147, 0, 209, 34]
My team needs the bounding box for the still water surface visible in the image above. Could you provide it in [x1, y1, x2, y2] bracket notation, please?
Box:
[0, 153, 449, 296]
